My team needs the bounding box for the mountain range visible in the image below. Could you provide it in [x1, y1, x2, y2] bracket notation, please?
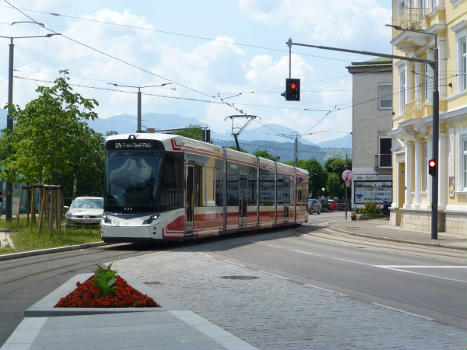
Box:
[0, 110, 351, 163]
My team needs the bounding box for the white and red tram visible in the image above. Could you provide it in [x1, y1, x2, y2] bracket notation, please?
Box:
[101, 133, 309, 242]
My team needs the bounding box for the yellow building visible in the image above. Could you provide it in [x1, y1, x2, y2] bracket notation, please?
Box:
[390, 0, 467, 234]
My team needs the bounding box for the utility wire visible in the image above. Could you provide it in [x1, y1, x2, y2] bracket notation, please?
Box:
[0, 3, 351, 63]
[3, 0, 247, 116]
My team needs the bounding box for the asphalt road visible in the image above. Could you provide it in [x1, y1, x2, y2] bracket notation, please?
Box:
[1, 212, 465, 346]
[191, 213, 467, 329]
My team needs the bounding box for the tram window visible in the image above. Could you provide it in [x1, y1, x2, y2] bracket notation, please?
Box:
[259, 168, 275, 206]
[215, 159, 224, 206]
[277, 174, 290, 205]
[227, 162, 238, 206]
[159, 152, 184, 211]
[247, 164, 257, 205]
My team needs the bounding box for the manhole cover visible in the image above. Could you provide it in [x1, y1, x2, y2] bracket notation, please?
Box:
[221, 275, 259, 280]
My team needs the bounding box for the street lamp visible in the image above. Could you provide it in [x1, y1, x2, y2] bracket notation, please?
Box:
[386, 24, 439, 240]
[1, 32, 60, 221]
[107, 82, 172, 133]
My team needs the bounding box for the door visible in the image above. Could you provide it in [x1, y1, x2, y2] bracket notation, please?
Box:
[239, 176, 247, 229]
[185, 165, 194, 234]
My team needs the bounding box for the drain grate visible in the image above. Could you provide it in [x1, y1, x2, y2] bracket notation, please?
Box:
[221, 275, 259, 280]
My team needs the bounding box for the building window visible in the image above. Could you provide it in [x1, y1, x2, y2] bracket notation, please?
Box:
[458, 35, 466, 92]
[378, 85, 392, 109]
[379, 138, 392, 168]
[399, 68, 406, 115]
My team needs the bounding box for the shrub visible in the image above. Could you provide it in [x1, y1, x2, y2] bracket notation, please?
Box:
[359, 202, 382, 215]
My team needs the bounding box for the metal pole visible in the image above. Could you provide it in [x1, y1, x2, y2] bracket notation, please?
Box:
[287, 38, 292, 79]
[431, 47, 439, 240]
[344, 154, 348, 220]
[137, 88, 142, 133]
[294, 135, 298, 167]
[5, 38, 14, 220]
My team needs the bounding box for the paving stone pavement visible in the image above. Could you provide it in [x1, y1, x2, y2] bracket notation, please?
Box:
[112, 250, 467, 350]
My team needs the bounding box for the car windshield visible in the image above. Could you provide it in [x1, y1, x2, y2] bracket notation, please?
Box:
[71, 198, 103, 209]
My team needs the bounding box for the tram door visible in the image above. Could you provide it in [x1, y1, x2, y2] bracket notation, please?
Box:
[239, 176, 248, 229]
[185, 165, 194, 233]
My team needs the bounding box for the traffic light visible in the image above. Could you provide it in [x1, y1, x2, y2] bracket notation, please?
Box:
[428, 158, 437, 176]
[284, 78, 300, 101]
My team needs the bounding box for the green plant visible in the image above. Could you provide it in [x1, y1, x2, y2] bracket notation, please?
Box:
[93, 264, 117, 297]
[359, 202, 382, 215]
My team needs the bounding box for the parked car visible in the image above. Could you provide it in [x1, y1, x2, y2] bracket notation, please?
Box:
[327, 199, 337, 211]
[65, 197, 104, 226]
[308, 198, 322, 214]
[319, 199, 331, 212]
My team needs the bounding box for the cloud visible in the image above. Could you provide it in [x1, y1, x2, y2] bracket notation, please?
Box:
[237, 0, 391, 47]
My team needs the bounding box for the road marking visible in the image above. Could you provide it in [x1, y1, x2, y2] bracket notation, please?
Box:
[222, 260, 247, 268]
[292, 249, 323, 257]
[371, 302, 434, 321]
[373, 266, 467, 283]
[304, 283, 346, 296]
[260, 271, 288, 280]
[375, 265, 467, 269]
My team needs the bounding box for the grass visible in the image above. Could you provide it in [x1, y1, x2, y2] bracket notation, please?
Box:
[0, 217, 102, 255]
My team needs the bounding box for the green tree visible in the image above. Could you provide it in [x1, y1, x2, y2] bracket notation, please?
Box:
[253, 150, 279, 161]
[0, 70, 101, 197]
[326, 173, 344, 199]
[174, 125, 211, 142]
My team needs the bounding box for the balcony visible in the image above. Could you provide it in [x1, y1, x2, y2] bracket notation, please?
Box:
[391, 7, 431, 51]
[375, 154, 392, 169]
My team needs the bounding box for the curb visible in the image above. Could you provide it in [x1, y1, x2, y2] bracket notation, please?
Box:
[0, 241, 109, 261]
[328, 226, 467, 251]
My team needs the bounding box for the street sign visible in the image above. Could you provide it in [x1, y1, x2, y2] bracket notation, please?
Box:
[342, 169, 352, 182]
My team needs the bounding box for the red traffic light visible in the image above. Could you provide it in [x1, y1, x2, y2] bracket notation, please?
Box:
[428, 158, 437, 176]
[284, 78, 300, 101]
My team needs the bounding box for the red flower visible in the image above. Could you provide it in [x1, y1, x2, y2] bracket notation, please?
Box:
[55, 274, 159, 308]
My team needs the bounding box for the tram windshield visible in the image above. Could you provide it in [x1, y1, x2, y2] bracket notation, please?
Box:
[105, 150, 163, 212]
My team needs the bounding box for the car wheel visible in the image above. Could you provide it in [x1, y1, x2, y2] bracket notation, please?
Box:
[317, 210, 321, 214]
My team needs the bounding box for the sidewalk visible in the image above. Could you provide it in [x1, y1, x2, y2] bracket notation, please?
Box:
[327, 216, 467, 250]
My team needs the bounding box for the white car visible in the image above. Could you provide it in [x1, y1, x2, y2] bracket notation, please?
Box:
[65, 197, 104, 226]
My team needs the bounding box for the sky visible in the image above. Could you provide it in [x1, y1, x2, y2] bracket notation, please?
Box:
[0, 0, 393, 144]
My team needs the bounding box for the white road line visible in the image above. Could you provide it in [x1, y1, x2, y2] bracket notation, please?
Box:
[304, 283, 346, 296]
[260, 271, 288, 280]
[292, 249, 323, 257]
[374, 266, 467, 283]
[198, 252, 213, 258]
[222, 260, 247, 268]
[375, 265, 467, 269]
[371, 302, 434, 321]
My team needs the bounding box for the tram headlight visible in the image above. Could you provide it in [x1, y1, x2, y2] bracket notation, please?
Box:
[143, 215, 158, 225]
[102, 214, 111, 224]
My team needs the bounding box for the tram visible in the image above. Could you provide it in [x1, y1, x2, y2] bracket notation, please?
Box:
[101, 133, 309, 242]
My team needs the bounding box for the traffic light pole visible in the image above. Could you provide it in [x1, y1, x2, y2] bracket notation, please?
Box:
[287, 38, 439, 239]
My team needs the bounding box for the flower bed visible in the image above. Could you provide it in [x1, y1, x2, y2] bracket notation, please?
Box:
[55, 273, 159, 308]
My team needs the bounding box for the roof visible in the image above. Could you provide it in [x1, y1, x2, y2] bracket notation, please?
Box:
[348, 57, 393, 67]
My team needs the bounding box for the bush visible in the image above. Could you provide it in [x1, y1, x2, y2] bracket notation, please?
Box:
[358, 202, 382, 215]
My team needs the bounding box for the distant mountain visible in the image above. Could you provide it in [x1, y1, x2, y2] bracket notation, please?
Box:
[317, 133, 352, 148]
[214, 139, 325, 163]
[213, 124, 315, 145]
[88, 113, 202, 135]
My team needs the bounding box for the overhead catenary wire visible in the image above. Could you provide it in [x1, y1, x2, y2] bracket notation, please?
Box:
[0, 3, 351, 63]
[3, 0, 247, 116]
